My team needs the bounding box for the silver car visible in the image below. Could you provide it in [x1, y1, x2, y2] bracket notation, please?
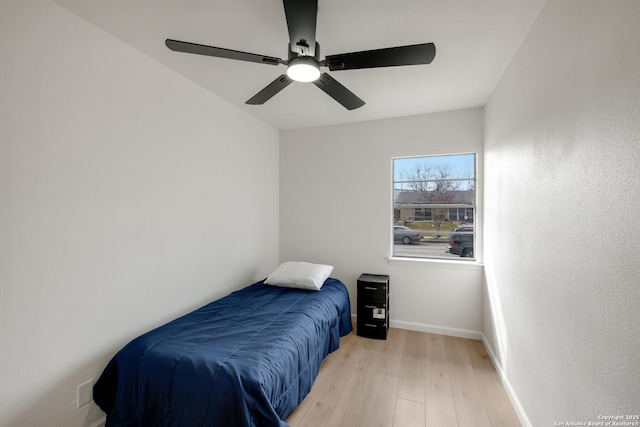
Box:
[393, 226, 420, 244]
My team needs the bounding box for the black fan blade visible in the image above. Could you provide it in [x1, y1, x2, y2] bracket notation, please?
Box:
[312, 73, 365, 110]
[246, 75, 294, 105]
[166, 39, 282, 66]
[325, 43, 436, 71]
[283, 0, 318, 57]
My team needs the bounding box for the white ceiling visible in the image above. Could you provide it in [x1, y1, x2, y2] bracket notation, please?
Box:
[51, 0, 547, 130]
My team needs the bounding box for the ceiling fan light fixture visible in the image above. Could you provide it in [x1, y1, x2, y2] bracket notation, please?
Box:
[166, 1, 435, 110]
[286, 57, 320, 82]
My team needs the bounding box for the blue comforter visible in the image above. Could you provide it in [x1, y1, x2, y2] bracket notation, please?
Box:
[93, 278, 352, 427]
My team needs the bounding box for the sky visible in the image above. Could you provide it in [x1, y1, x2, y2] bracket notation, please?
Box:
[393, 153, 476, 182]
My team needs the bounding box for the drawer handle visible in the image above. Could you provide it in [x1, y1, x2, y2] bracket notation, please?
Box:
[364, 305, 378, 309]
[364, 323, 378, 328]
[364, 286, 378, 291]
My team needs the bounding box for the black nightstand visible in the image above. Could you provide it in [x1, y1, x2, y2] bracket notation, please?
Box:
[357, 274, 389, 340]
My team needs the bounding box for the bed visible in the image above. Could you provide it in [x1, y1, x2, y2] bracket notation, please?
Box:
[93, 273, 352, 427]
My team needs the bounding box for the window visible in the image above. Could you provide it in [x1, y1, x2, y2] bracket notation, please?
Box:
[392, 153, 476, 260]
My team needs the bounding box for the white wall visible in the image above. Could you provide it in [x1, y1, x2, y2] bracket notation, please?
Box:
[0, 2, 279, 426]
[280, 108, 484, 337]
[483, 0, 640, 425]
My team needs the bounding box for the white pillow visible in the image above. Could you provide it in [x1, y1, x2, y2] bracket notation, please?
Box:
[264, 261, 334, 291]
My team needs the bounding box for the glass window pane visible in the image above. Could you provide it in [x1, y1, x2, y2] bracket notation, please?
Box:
[392, 153, 476, 260]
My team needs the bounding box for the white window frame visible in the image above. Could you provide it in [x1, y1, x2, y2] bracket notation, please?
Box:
[390, 153, 478, 262]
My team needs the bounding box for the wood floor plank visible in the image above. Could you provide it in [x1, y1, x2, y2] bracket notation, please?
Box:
[466, 340, 522, 427]
[358, 373, 399, 427]
[378, 327, 406, 377]
[443, 336, 492, 427]
[287, 328, 520, 427]
[393, 398, 426, 427]
[398, 330, 426, 403]
[286, 331, 368, 425]
[320, 334, 389, 427]
[424, 333, 458, 426]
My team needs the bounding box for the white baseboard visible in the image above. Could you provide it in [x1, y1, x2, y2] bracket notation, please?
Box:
[89, 415, 106, 427]
[351, 314, 482, 340]
[481, 334, 532, 427]
[391, 319, 483, 340]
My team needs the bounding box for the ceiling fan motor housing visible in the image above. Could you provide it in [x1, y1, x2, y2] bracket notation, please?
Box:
[286, 42, 321, 82]
[288, 42, 321, 64]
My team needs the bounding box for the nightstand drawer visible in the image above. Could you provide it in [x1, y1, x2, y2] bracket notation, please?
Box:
[357, 302, 388, 323]
[357, 319, 388, 340]
[357, 280, 387, 302]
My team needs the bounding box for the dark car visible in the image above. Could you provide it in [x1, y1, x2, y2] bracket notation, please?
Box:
[394, 226, 421, 244]
[447, 225, 474, 257]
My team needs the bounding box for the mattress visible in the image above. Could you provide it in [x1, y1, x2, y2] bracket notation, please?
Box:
[93, 278, 352, 427]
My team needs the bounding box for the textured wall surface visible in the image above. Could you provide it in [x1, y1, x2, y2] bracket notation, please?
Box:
[281, 108, 485, 337]
[0, 1, 279, 426]
[483, 0, 640, 425]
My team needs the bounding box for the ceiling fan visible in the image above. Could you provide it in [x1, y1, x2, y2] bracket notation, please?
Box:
[165, 0, 436, 110]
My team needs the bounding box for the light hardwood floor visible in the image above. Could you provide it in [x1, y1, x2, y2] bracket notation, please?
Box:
[286, 327, 521, 427]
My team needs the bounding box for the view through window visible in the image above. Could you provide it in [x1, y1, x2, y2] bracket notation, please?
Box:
[392, 153, 476, 260]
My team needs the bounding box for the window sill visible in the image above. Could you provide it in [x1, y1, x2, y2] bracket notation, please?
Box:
[387, 256, 484, 271]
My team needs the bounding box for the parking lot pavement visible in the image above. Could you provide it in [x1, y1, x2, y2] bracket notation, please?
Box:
[393, 242, 464, 259]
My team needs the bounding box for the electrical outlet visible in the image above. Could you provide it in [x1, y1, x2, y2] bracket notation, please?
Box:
[77, 379, 93, 408]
